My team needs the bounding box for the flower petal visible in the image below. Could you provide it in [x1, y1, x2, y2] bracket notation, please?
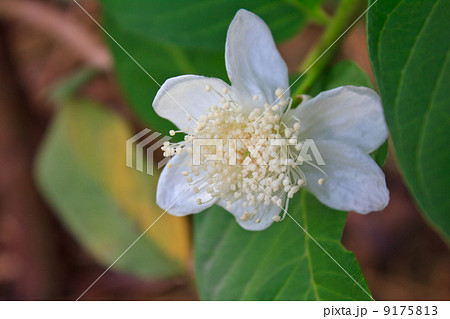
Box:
[303, 140, 389, 214]
[156, 152, 217, 216]
[225, 9, 289, 108]
[217, 198, 283, 231]
[153, 75, 232, 131]
[293, 86, 388, 153]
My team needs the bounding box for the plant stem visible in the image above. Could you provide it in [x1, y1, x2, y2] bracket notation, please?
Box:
[292, 0, 366, 96]
[285, 0, 331, 25]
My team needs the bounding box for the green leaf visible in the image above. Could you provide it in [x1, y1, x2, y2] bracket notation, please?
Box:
[35, 99, 190, 277]
[102, 0, 314, 51]
[371, 140, 388, 168]
[368, 0, 450, 239]
[194, 191, 371, 300]
[308, 59, 373, 96]
[99, 0, 313, 133]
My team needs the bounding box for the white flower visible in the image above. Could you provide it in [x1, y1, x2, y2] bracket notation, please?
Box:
[153, 9, 389, 231]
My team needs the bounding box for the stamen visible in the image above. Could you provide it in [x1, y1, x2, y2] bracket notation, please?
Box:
[161, 86, 325, 226]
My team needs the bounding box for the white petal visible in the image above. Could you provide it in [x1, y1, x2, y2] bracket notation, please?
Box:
[153, 75, 232, 131]
[217, 198, 283, 231]
[303, 140, 389, 214]
[293, 86, 388, 153]
[225, 9, 289, 108]
[156, 152, 217, 216]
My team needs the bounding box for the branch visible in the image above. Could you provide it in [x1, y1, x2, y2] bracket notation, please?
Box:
[0, 0, 112, 71]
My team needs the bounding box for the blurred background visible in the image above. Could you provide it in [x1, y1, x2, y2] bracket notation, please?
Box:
[0, 0, 448, 300]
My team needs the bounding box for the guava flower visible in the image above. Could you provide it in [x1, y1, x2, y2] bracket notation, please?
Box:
[153, 9, 389, 231]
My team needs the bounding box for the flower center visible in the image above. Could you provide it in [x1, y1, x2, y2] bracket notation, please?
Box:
[162, 84, 327, 223]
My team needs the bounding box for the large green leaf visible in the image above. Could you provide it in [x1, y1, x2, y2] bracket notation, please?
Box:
[194, 191, 371, 300]
[99, 0, 316, 133]
[35, 99, 190, 277]
[101, 0, 318, 51]
[368, 0, 450, 239]
[193, 60, 376, 300]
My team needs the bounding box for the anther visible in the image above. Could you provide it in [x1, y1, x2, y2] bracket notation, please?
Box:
[285, 128, 292, 138]
[240, 212, 251, 221]
[275, 88, 284, 98]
